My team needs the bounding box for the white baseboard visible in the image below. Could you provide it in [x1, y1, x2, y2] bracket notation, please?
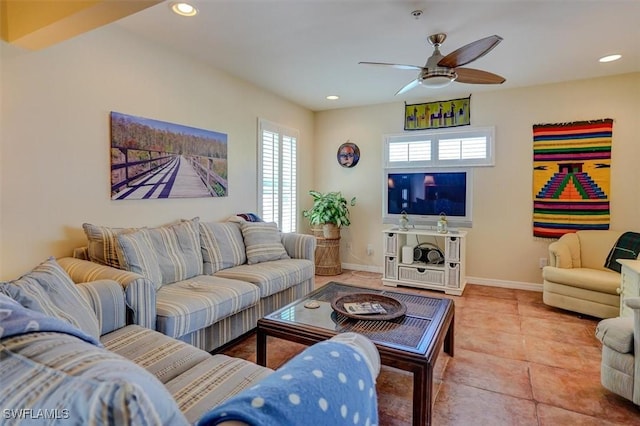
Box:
[340, 263, 543, 292]
[341, 263, 383, 273]
[466, 276, 543, 292]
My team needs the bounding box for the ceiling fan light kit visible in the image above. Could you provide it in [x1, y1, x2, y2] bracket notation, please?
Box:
[419, 68, 458, 88]
[360, 33, 506, 95]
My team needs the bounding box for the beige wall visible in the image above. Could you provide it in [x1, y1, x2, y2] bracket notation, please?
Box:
[0, 25, 314, 279]
[1, 21, 638, 287]
[314, 73, 640, 287]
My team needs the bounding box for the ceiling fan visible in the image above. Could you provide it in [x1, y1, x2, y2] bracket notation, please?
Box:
[359, 33, 506, 95]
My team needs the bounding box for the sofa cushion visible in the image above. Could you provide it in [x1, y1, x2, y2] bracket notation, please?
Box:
[577, 230, 623, 270]
[542, 266, 620, 294]
[596, 316, 634, 354]
[200, 221, 246, 274]
[214, 258, 314, 298]
[101, 325, 210, 384]
[0, 257, 100, 340]
[117, 218, 203, 287]
[155, 275, 260, 338]
[166, 354, 273, 424]
[117, 228, 164, 285]
[146, 217, 203, 285]
[83, 222, 137, 268]
[240, 221, 289, 265]
[0, 331, 188, 425]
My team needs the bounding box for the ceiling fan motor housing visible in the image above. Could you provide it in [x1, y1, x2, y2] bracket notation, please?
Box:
[420, 49, 458, 87]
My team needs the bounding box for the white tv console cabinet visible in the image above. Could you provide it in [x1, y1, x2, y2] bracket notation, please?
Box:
[382, 227, 467, 295]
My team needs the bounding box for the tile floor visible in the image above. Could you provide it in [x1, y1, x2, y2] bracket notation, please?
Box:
[221, 270, 640, 425]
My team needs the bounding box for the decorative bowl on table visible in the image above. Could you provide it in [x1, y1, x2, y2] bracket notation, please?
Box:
[331, 293, 406, 321]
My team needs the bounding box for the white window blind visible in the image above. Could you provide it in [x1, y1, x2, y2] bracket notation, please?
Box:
[385, 127, 494, 168]
[389, 140, 431, 162]
[439, 137, 487, 160]
[258, 119, 298, 233]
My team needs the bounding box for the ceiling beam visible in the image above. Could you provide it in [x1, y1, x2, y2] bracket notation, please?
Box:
[0, 0, 162, 50]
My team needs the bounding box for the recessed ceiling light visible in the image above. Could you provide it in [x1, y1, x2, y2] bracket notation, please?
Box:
[326, 95, 339, 100]
[599, 54, 621, 63]
[171, 2, 198, 17]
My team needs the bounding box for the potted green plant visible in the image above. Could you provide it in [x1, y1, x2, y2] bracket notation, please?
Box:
[303, 190, 356, 239]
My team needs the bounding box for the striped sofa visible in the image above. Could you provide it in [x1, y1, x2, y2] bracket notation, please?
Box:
[58, 218, 316, 352]
[0, 262, 272, 424]
[1, 261, 380, 424]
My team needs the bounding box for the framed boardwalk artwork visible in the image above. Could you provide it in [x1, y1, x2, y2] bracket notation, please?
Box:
[110, 112, 227, 200]
[532, 119, 613, 238]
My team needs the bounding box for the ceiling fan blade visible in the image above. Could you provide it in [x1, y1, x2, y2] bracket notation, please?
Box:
[395, 79, 420, 96]
[455, 68, 506, 84]
[438, 35, 503, 68]
[359, 61, 423, 71]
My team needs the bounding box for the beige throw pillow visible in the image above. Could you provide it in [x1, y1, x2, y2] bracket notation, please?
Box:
[240, 222, 289, 265]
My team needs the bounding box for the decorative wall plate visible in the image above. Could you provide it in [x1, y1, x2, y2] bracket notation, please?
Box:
[337, 142, 360, 168]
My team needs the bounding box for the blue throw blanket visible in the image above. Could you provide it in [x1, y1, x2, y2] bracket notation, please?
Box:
[605, 231, 640, 273]
[0, 293, 100, 346]
[197, 340, 378, 426]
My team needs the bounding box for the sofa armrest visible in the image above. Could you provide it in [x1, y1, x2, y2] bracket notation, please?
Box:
[281, 232, 316, 261]
[57, 257, 157, 330]
[548, 241, 573, 268]
[76, 279, 127, 335]
[548, 232, 581, 268]
[625, 297, 640, 311]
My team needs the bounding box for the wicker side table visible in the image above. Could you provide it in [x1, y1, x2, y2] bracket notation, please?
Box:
[315, 237, 341, 275]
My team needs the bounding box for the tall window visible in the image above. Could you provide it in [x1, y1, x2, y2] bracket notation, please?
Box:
[258, 119, 298, 232]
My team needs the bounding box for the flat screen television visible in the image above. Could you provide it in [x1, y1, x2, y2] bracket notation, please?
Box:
[383, 169, 473, 228]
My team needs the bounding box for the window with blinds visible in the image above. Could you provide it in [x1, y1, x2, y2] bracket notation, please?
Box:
[258, 119, 298, 233]
[385, 127, 494, 168]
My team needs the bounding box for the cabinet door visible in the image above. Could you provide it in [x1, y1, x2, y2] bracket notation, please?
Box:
[620, 266, 640, 317]
[446, 263, 460, 288]
[385, 257, 398, 280]
[384, 233, 397, 256]
[619, 269, 627, 317]
[446, 237, 460, 262]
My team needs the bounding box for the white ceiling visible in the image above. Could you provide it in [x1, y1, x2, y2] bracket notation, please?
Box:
[115, 0, 640, 111]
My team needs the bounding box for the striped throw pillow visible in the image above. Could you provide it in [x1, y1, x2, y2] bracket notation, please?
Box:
[116, 228, 163, 286]
[200, 222, 247, 274]
[240, 222, 290, 265]
[0, 257, 101, 340]
[83, 223, 137, 268]
[116, 218, 203, 287]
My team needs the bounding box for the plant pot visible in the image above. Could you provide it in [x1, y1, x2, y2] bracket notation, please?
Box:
[310, 224, 324, 238]
[322, 223, 340, 239]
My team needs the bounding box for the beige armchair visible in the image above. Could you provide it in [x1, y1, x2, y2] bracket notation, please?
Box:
[596, 297, 640, 404]
[542, 230, 622, 318]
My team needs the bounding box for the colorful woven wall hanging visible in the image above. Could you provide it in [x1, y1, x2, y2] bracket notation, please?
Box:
[532, 119, 613, 238]
[404, 96, 470, 130]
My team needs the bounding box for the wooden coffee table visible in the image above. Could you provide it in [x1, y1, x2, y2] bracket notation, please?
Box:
[257, 282, 454, 426]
